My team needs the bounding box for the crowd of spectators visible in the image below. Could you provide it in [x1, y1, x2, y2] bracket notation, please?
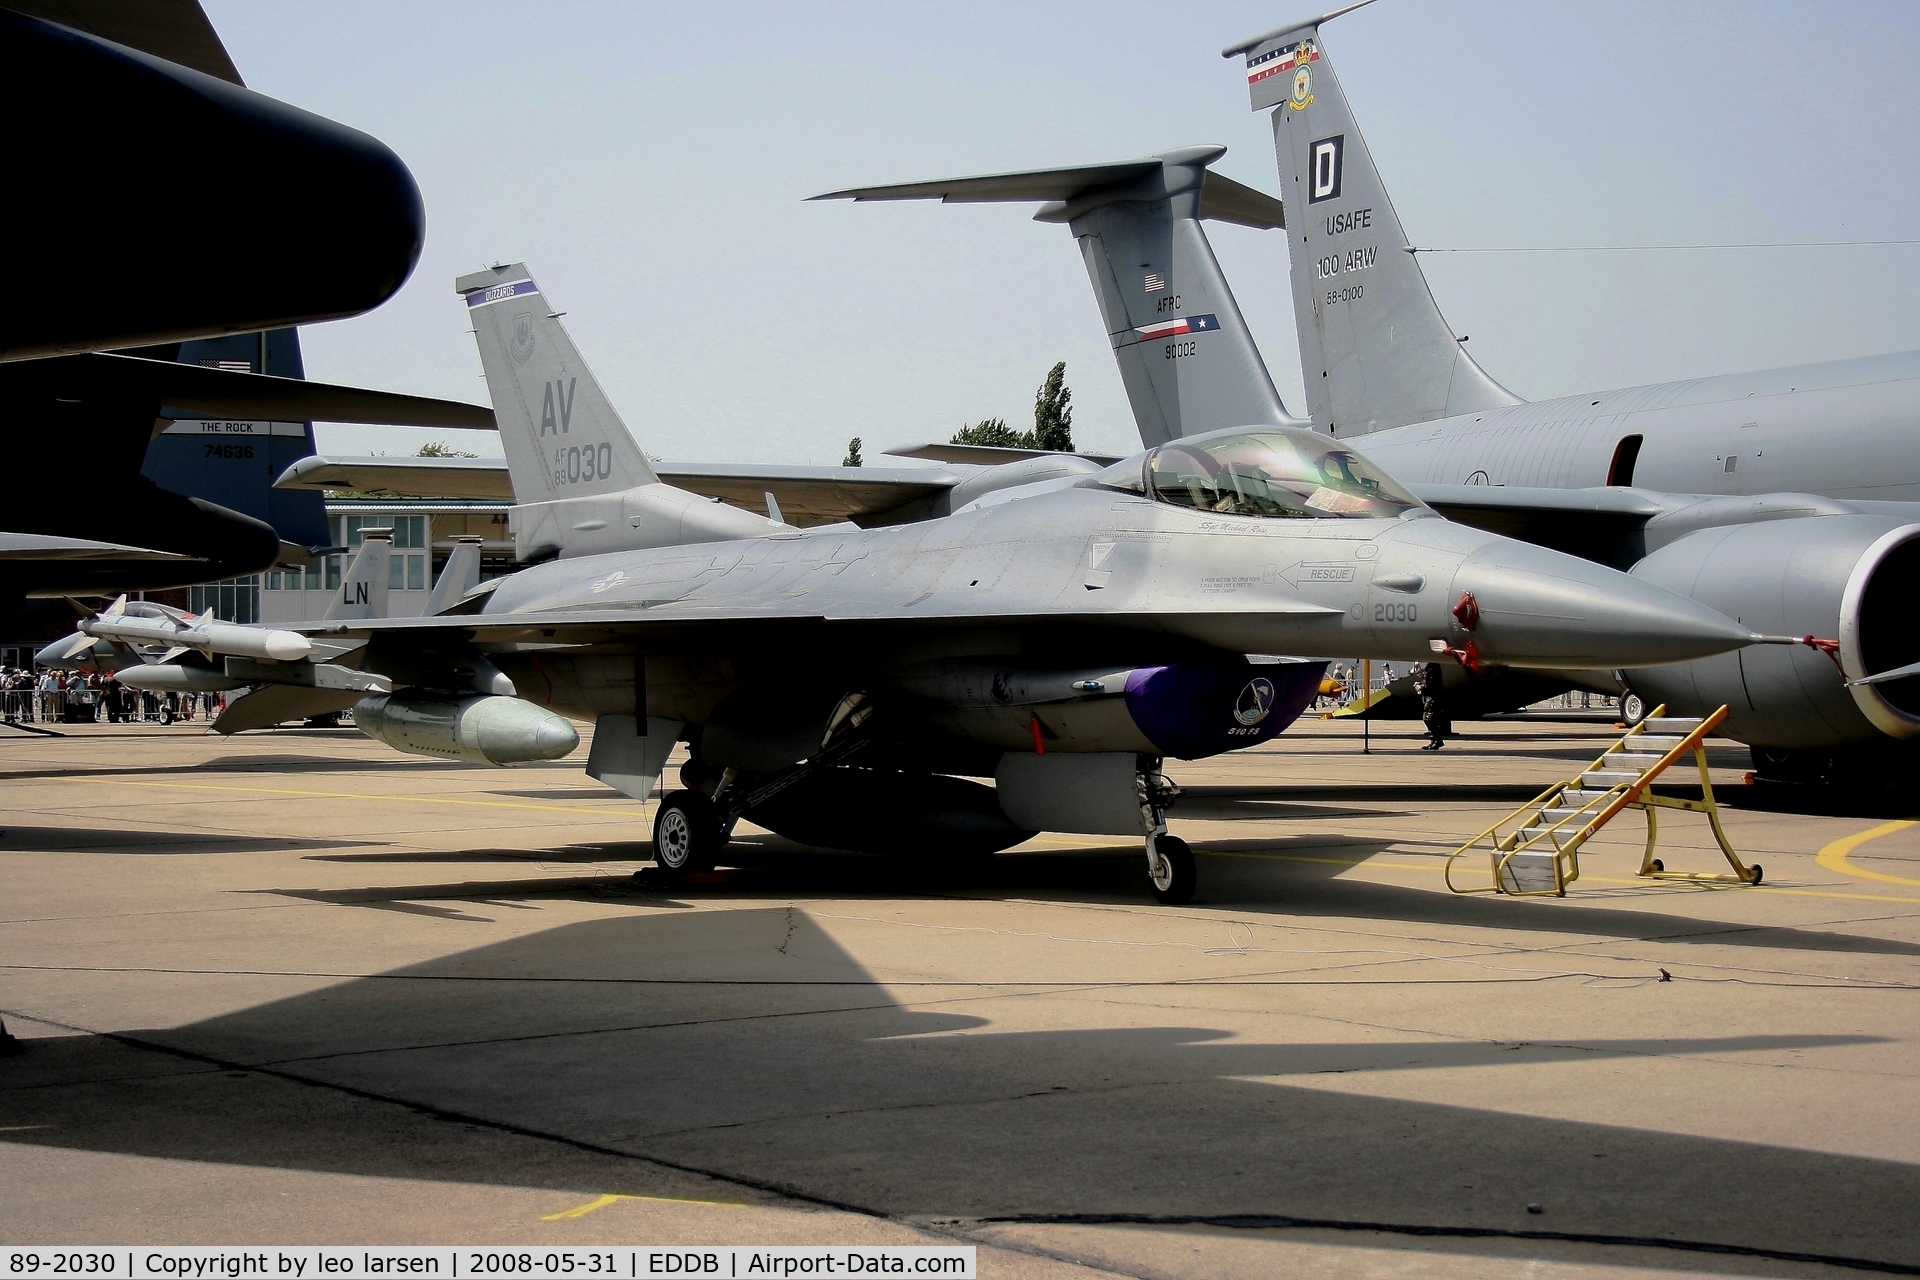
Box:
[1, 668, 223, 725]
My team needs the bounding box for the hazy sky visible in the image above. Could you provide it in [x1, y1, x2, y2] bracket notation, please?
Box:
[203, 0, 1920, 464]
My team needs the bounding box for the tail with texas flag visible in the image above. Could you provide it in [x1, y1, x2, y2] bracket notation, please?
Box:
[815, 148, 1303, 448]
[1226, 4, 1520, 437]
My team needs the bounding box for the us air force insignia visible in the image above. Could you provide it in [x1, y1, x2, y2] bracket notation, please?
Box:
[510, 311, 537, 365]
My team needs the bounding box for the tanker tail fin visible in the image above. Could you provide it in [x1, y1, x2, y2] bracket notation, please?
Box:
[1227, 14, 1520, 436]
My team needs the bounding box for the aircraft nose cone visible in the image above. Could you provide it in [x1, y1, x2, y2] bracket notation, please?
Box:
[1455, 540, 1753, 669]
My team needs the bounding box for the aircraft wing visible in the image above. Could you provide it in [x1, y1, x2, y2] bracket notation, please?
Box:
[0, 354, 497, 429]
[0, 532, 197, 561]
[293, 598, 1342, 662]
[276, 455, 516, 500]
[885, 443, 1123, 466]
[275, 456, 964, 526]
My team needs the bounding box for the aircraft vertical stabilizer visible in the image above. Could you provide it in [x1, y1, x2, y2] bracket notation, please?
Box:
[455, 264, 658, 504]
[424, 536, 483, 615]
[815, 149, 1302, 448]
[1227, 15, 1520, 436]
[323, 530, 390, 621]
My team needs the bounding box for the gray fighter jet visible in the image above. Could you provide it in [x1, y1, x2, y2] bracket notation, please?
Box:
[216, 264, 1796, 905]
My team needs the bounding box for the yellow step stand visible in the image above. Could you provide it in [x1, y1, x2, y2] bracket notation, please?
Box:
[1444, 704, 1761, 897]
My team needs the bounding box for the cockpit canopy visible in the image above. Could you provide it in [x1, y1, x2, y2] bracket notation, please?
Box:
[1093, 428, 1423, 520]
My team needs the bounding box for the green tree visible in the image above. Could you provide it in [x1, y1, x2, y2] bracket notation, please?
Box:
[1032, 360, 1074, 452]
[949, 363, 1076, 452]
[950, 417, 1028, 448]
[416, 441, 478, 458]
[842, 436, 864, 467]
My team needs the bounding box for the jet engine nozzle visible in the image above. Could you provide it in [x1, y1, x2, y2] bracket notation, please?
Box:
[1453, 540, 1754, 670]
[353, 693, 579, 767]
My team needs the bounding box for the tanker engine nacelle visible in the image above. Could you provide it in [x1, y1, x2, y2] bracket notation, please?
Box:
[1628, 516, 1920, 748]
[353, 693, 580, 766]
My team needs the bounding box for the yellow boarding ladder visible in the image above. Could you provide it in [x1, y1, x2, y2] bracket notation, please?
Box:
[1445, 705, 1761, 897]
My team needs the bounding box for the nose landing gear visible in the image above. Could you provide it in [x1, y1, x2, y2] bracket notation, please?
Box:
[1146, 829, 1195, 904]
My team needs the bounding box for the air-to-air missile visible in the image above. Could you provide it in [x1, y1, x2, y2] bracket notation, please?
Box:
[76, 608, 311, 662]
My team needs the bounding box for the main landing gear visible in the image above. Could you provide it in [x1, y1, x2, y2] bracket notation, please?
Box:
[652, 789, 725, 877]
[649, 695, 878, 883]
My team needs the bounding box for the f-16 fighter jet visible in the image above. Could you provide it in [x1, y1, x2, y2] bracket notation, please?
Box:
[208, 263, 1787, 905]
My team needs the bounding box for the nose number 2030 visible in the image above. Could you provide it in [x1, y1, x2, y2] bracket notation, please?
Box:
[1375, 602, 1418, 623]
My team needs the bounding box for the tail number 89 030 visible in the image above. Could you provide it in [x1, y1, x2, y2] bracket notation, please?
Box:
[553, 442, 614, 487]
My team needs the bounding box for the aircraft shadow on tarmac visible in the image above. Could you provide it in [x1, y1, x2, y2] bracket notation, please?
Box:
[3, 908, 1915, 1274]
[0, 825, 383, 855]
[271, 830, 1920, 960]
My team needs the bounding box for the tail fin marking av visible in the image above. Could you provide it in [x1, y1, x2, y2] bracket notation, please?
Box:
[455, 264, 658, 504]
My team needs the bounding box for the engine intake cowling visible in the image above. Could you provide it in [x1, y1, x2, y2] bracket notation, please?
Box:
[1627, 516, 1920, 748]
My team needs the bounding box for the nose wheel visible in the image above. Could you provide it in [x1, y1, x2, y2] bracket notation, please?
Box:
[1146, 831, 1195, 904]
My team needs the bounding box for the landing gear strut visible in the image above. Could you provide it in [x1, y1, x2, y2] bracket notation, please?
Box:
[648, 695, 878, 881]
[1139, 762, 1192, 903]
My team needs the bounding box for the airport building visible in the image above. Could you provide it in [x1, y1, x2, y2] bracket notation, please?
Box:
[197, 497, 515, 625]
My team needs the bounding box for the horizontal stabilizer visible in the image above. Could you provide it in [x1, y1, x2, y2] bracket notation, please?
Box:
[814, 146, 1281, 228]
[1196, 171, 1287, 230]
[0, 353, 497, 428]
[813, 158, 1164, 205]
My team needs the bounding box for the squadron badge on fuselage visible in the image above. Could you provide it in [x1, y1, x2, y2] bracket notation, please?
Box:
[1233, 677, 1278, 726]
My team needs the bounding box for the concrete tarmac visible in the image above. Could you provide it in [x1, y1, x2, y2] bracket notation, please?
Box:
[3, 713, 1918, 1278]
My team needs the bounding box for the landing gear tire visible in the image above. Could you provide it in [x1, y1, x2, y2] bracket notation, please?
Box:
[1620, 690, 1648, 726]
[1147, 834, 1196, 905]
[652, 789, 724, 879]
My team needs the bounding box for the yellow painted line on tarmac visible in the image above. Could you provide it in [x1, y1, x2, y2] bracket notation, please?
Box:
[541, 1192, 747, 1220]
[1816, 819, 1920, 888]
[1202, 846, 1920, 906]
[42, 774, 637, 818]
